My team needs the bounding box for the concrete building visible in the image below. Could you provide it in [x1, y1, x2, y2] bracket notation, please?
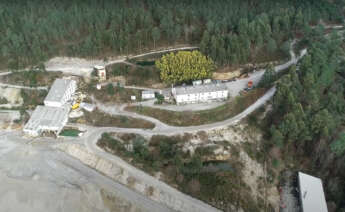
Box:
[44, 79, 77, 107]
[172, 83, 228, 105]
[142, 90, 155, 100]
[94, 65, 106, 81]
[298, 172, 328, 212]
[23, 105, 70, 137]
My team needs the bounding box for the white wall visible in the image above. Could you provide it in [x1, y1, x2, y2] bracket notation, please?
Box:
[44, 80, 77, 107]
[142, 93, 155, 99]
[175, 90, 228, 104]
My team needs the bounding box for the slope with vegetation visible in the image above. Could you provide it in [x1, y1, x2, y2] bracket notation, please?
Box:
[97, 132, 262, 211]
[260, 27, 345, 210]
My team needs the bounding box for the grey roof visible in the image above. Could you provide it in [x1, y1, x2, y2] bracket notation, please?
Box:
[45, 79, 75, 103]
[173, 83, 228, 95]
[298, 172, 328, 212]
[142, 90, 155, 95]
[161, 89, 171, 97]
[24, 105, 70, 133]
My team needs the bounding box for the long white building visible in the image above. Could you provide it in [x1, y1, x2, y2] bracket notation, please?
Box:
[298, 172, 328, 212]
[172, 83, 228, 105]
[23, 105, 70, 137]
[44, 79, 77, 107]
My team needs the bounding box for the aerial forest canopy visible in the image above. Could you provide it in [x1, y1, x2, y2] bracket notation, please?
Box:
[263, 29, 345, 210]
[0, 0, 343, 70]
[156, 51, 214, 84]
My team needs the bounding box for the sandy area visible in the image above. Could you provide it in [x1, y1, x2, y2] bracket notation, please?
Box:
[0, 87, 23, 105]
[0, 132, 173, 212]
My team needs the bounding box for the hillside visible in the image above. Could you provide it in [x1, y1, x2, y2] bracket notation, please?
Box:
[0, 0, 343, 70]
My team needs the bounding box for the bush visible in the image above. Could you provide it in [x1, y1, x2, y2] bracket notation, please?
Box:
[106, 83, 115, 95]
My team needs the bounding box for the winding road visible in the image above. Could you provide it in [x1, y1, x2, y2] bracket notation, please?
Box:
[0, 41, 309, 212]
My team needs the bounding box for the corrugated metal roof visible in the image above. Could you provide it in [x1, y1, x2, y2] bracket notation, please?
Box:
[173, 83, 228, 95]
[298, 172, 328, 212]
[44, 79, 75, 103]
[23, 105, 70, 133]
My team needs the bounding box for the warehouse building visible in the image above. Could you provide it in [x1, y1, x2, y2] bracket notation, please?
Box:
[172, 83, 228, 105]
[44, 78, 77, 107]
[298, 172, 328, 212]
[23, 105, 70, 137]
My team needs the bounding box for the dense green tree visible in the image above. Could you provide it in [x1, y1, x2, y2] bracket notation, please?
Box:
[258, 64, 276, 87]
[152, 27, 161, 49]
[0, 0, 342, 69]
[106, 83, 114, 96]
[156, 51, 215, 84]
[331, 133, 345, 156]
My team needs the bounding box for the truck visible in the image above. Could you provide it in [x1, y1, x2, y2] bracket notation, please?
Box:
[244, 80, 253, 92]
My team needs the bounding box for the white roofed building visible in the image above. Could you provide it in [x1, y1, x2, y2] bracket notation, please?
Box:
[298, 172, 328, 212]
[44, 79, 77, 107]
[23, 105, 70, 137]
[142, 90, 155, 100]
[172, 83, 228, 105]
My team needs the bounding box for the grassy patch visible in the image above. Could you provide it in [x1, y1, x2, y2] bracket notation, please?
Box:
[59, 128, 81, 137]
[97, 133, 257, 211]
[126, 88, 267, 126]
[128, 49, 194, 64]
[21, 89, 48, 110]
[89, 84, 142, 103]
[70, 109, 155, 129]
[106, 63, 161, 87]
[1, 70, 62, 87]
[135, 60, 155, 66]
[0, 97, 8, 104]
[251, 47, 289, 64]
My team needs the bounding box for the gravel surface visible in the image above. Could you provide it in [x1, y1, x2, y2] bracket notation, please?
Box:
[45, 46, 198, 77]
[0, 131, 175, 212]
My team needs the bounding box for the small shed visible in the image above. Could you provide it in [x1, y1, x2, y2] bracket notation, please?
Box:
[192, 80, 202, 86]
[94, 65, 106, 81]
[298, 172, 328, 212]
[142, 90, 155, 100]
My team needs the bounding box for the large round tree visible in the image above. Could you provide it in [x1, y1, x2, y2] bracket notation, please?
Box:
[156, 50, 215, 84]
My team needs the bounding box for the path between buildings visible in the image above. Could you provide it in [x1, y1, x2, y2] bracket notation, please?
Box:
[0, 82, 48, 91]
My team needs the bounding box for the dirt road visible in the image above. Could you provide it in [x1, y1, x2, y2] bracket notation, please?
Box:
[45, 46, 198, 77]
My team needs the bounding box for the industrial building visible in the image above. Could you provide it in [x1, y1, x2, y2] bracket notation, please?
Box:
[172, 83, 228, 105]
[44, 78, 77, 107]
[298, 172, 328, 212]
[24, 78, 77, 137]
[23, 105, 70, 137]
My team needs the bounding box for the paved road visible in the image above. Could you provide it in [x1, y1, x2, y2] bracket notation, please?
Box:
[76, 86, 277, 136]
[90, 96, 172, 131]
